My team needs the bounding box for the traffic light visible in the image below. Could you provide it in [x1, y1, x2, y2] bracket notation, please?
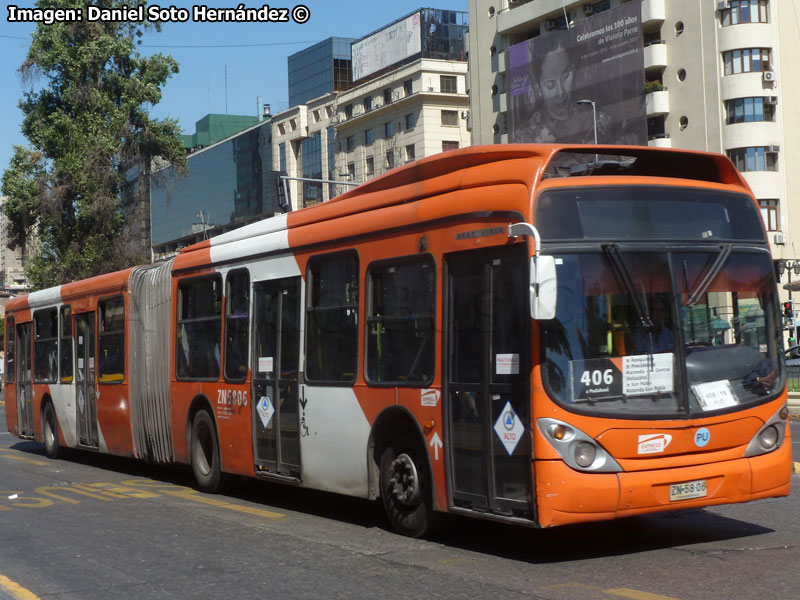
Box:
[783, 300, 795, 319]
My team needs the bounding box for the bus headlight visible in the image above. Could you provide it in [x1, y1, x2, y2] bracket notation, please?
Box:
[758, 425, 779, 451]
[574, 441, 596, 468]
[744, 406, 787, 457]
[538, 418, 622, 473]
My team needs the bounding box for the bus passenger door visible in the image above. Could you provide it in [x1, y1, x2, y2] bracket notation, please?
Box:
[444, 245, 534, 520]
[16, 322, 34, 437]
[251, 277, 301, 479]
[74, 313, 99, 448]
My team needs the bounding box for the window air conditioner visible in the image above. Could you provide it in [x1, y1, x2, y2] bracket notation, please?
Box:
[717, 0, 730, 10]
[774, 233, 786, 245]
[767, 145, 780, 153]
[763, 71, 777, 82]
[765, 96, 778, 105]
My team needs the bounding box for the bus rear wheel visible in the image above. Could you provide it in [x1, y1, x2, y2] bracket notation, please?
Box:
[43, 402, 60, 459]
[379, 431, 435, 538]
[191, 410, 223, 493]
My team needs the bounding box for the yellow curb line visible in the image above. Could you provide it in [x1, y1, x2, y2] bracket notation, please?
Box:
[0, 575, 40, 600]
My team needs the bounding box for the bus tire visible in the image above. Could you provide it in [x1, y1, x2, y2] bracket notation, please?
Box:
[190, 410, 223, 493]
[43, 402, 60, 460]
[379, 431, 435, 538]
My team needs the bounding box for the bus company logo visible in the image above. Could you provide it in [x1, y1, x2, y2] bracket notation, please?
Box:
[637, 433, 672, 454]
[421, 389, 440, 407]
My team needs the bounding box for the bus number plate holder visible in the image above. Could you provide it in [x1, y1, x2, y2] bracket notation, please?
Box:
[669, 479, 707, 501]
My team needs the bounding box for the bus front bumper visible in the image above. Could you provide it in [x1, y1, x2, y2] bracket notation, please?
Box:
[535, 440, 791, 528]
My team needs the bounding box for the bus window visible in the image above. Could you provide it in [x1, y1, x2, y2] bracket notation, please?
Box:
[99, 297, 125, 383]
[6, 317, 15, 384]
[305, 251, 359, 383]
[366, 256, 435, 384]
[224, 269, 250, 382]
[177, 276, 222, 380]
[60, 305, 73, 382]
[33, 308, 58, 383]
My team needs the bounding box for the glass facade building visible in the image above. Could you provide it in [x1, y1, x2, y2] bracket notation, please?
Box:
[150, 121, 287, 255]
[288, 37, 356, 107]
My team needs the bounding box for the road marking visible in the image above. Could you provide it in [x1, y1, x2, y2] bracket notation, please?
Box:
[544, 583, 680, 600]
[0, 575, 40, 600]
[605, 588, 680, 600]
[0, 449, 48, 466]
[163, 487, 285, 519]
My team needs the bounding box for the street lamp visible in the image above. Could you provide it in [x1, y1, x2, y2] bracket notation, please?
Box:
[576, 99, 598, 145]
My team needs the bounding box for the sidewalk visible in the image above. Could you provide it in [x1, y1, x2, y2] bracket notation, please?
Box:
[788, 392, 800, 419]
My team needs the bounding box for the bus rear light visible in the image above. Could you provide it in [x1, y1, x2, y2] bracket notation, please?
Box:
[744, 406, 787, 457]
[537, 418, 622, 473]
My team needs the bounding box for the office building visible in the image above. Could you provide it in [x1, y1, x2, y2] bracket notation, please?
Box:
[151, 118, 287, 258]
[288, 37, 357, 107]
[275, 8, 469, 210]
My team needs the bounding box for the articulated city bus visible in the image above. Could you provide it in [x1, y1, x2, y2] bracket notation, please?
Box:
[4, 144, 791, 537]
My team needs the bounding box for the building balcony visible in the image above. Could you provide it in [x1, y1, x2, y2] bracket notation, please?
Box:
[642, 0, 666, 26]
[645, 89, 669, 116]
[644, 41, 667, 71]
[648, 134, 672, 148]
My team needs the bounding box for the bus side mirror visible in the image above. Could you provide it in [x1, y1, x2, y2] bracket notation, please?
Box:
[531, 255, 557, 320]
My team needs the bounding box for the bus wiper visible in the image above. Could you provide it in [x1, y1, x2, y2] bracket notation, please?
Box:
[602, 244, 652, 332]
[686, 244, 733, 308]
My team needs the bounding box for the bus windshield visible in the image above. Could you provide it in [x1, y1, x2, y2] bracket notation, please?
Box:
[541, 249, 782, 417]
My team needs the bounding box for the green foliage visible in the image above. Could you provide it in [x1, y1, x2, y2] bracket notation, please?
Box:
[2, 0, 185, 290]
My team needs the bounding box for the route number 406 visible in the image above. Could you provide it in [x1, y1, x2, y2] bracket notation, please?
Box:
[580, 369, 614, 386]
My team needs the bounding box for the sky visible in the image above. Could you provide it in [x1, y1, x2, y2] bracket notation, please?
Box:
[0, 0, 468, 175]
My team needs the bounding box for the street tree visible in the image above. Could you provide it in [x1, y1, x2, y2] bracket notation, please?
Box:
[1, 0, 185, 290]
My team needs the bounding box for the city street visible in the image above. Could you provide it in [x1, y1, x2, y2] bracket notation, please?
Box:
[1, 393, 799, 600]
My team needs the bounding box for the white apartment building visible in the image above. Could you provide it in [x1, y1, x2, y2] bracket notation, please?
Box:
[333, 59, 470, 185]
[0, 195, 30, 295]
[272, 92, 341, 209]
[467, 0, 799, 293]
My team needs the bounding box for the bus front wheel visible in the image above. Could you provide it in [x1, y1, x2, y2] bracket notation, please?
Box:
[191, 410, 223, 493]
[43, 402, 60, 460]
[379, 431, 435, 538]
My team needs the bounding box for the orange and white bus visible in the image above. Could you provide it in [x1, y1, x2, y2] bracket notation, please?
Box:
[4, 145, 791, 537]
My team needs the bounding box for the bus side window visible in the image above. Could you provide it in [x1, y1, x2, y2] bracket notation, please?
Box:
[98, 297, 125, 384]
[305, 251, 359, 384]
[224, 269, 250, 382]
[366, 255, 436, 385]
[6, 316, 15, 385]
[176, 276, 223, 380]
[60, 305, 73, 382]
[33, 308, 58, 383]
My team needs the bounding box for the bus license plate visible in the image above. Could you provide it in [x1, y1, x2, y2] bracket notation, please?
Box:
[669, 479, 707, 501]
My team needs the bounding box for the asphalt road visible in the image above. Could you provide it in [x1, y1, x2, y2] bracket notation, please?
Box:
[1, 395, 799, 600]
